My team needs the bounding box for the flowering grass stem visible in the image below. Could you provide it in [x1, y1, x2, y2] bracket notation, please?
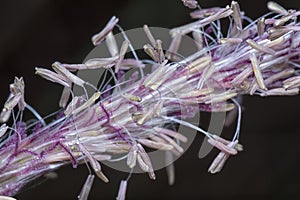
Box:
[0, 1, 300, 199]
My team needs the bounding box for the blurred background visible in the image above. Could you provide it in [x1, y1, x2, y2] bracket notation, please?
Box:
[0, 0, 300, 199]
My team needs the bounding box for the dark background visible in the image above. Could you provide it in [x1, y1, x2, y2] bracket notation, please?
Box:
[0, 0, 300, 199]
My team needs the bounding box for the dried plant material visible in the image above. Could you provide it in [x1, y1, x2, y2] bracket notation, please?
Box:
[190, 7, 222, 19]
[78, 143, 109, 183]
[66, 92, 101, 116]
[3, 93, 22, 113]
[250, 53, 267, 90]
[266, 35, 286, 48]
[170, 7, 233, 36]
[35, 67, 70, 87]
[138, 138, 173, 151]
[0, 93, 22, 123]
[59, 85, 71, 108]
[165, 151, 175, 185]
[251, 68, 295, 94]
[0, 124, 8, 138]
[43, 152, 81, 163]
[137, 144, 156, 180]
[137, 153, 149, 172]
[84, 56, 119, 69]
[148, 71, 172, 90]
[64, 96, 81, 116]
[137, 101, 164, 125]
[176, 88, 214, 99]
[143, 25, 156, 47]
[187, 56, 212, 74]
[58, 77, 70, 100]
[52, 62, 85, 87]
[231, 65, 252, 87]
[246, 39, 276, 55]
[267, 1, 288, 15]
[143, 44, 156, 60]
[208, 140, 239, 173]
[212, 135, 243, 151]
[115, 40, 130, 73]
[2, 1, 300, 199]
[218, 38, 243, 44]
[273, 11, 300, 27]
[208, 138, 237, 155]
[182, 0, 198, 9]
[92, 16, 119, 46]
[116, 180, 127, 200]
[106, 32, 119, 57]
[166, 34, 182, 61]
[150, 66, 179, 90]
[197, 63, 216, 89]
[208, 151, 228, 173]
[204, 90, 237, 104]
[260, 87, 299, 96]
[142, 60, 168, 88]
[120, 59, 145, 70]
[156, 39, 165, 63]
[210, 103, 235, 112]
[192, 31, 203, 50]
[9, 77, 25, 111]
[154, 127, 188, 143]
[0, 109, 11, 123]
[78, 175, 95, 200]
[131, 112, 144, 121]
[257, 18, 265, 36]
[283, 76, 300, 89]
[122, 93, 142, 102]
[265, 69, 295, 84]
[267, 27, 290, 41]
[93, 154, 112, 161]
[159, 134, 184, 154]
[267, 25, 300, 36]
[127, 144, 138, 168]
[231, 1, 242, 31]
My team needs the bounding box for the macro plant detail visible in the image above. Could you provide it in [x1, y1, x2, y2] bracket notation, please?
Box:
[0, 1, 300, 199]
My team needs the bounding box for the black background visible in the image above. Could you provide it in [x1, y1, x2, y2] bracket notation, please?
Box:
[0, 0, 300, 199]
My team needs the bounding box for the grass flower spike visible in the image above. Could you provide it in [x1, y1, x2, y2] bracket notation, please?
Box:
[0, 1, 300, 199]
